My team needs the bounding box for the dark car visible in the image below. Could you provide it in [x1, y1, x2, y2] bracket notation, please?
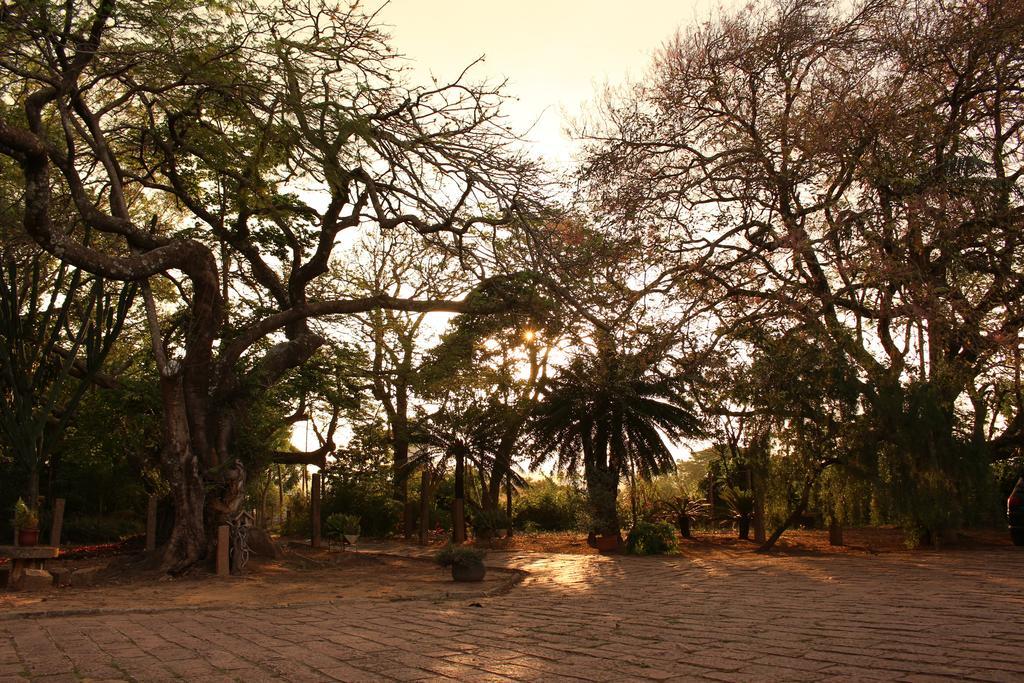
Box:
[1010, 478, 1024, 546]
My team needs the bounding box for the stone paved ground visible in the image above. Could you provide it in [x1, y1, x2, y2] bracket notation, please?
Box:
[1, 542, 1022, 681]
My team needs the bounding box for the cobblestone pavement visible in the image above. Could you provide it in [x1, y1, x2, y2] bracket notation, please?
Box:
[1, 542, 1022, 681]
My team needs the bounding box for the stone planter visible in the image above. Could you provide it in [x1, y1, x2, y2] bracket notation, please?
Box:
[17, 528, 40, 547]
[451, 562, 486, 582]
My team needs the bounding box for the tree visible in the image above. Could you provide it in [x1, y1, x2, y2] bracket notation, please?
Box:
[736, 329, 863, 551]
[579, 0, 1024, 539]
[0, 0, 542, 570]
[529, 340, 702, 539]
[418, 274, 558, 513]
[0, 251, 134, 510]
[335, 232, 468, 537]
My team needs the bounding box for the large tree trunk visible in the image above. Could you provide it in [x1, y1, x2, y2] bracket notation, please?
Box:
[580, 419, 620, 538]
[753, 491, 767, 543]
[387, 375, 414, 539]
[484, 419, 526, 511]
[585, 464, 621, 537]
[158, 373, 206, 573]
[393, 435, 414, 539]
[584, 440, 620, 537]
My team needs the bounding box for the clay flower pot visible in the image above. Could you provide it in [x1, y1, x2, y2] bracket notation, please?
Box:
[594, 534, 621, 553]
[17, 528, 40, 547]
[451, 562, 486, 582]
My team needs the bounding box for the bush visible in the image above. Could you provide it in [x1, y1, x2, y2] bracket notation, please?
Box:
[61, 512, 143, 544]
[625, 521, 677, 555]
[513, 477, 588, 531]
[434, 544, 485, 568]
[282, 492, 311, 537]
[471, 508, 509, 536]
[322, 475, 402, 538]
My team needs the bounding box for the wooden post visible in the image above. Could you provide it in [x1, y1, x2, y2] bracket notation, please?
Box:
[49, 498, 65, 547]
[829, 516, 844, 546]
[311, 472, 321, 549]
[452, 498, 465, 543]
[145, 494, 158, 552]
[216, 525, 230, 576]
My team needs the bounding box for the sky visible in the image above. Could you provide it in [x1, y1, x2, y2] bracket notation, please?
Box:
[296, 0, 733, 461]
[376, 0, 734, 169]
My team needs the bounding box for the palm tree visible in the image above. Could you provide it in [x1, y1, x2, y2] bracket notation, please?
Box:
[407, 402, 526, 543]
[529, 347, 702, 541]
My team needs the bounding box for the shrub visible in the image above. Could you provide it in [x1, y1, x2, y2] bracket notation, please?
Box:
[471, 508, 509, 536]
[61, 512, 143, 543]
[322, 476, 402, 538]
[513, 477, 587, 531]
[282, 492, 311, 537]
[655, 496, 709, 537]
[434, 544, 485, 568]
[625, 521, 677, 555]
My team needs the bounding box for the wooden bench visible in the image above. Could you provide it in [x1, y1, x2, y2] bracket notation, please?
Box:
[0, 545, 59, 590]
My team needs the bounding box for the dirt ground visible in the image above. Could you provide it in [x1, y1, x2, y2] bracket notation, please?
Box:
[0, 544, 519, 617]
[2, 525, 1011, 618]
[473, 525, 1015, 555]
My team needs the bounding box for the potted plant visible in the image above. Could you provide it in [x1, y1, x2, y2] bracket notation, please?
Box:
[435, 544, 486, 582]
[14, 498, 40, 546]
[325, 513, 361, 546]
[587, 530, 623, 553]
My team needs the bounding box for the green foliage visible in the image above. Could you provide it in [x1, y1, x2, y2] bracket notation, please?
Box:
[434, 544, 485, 568]
[471, 508, 510, 535]
[14, 498, 37, 529]
[628, 468, 709, 525]
[530, 347, 703, 534]
[322, 475, 402, 538]
[625, 521, 677, 555]
[513, 477, 588, 531]
[282, 492, 311, 537]
[718, 487, 755, 519]
[61, 512, 143, 544]
[531, 351, 702, 477]
[325, 513, 361, 538]
[0, 254, 135, 507]
[54, 360, 162, 516]
[321, 417, 404, 537]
